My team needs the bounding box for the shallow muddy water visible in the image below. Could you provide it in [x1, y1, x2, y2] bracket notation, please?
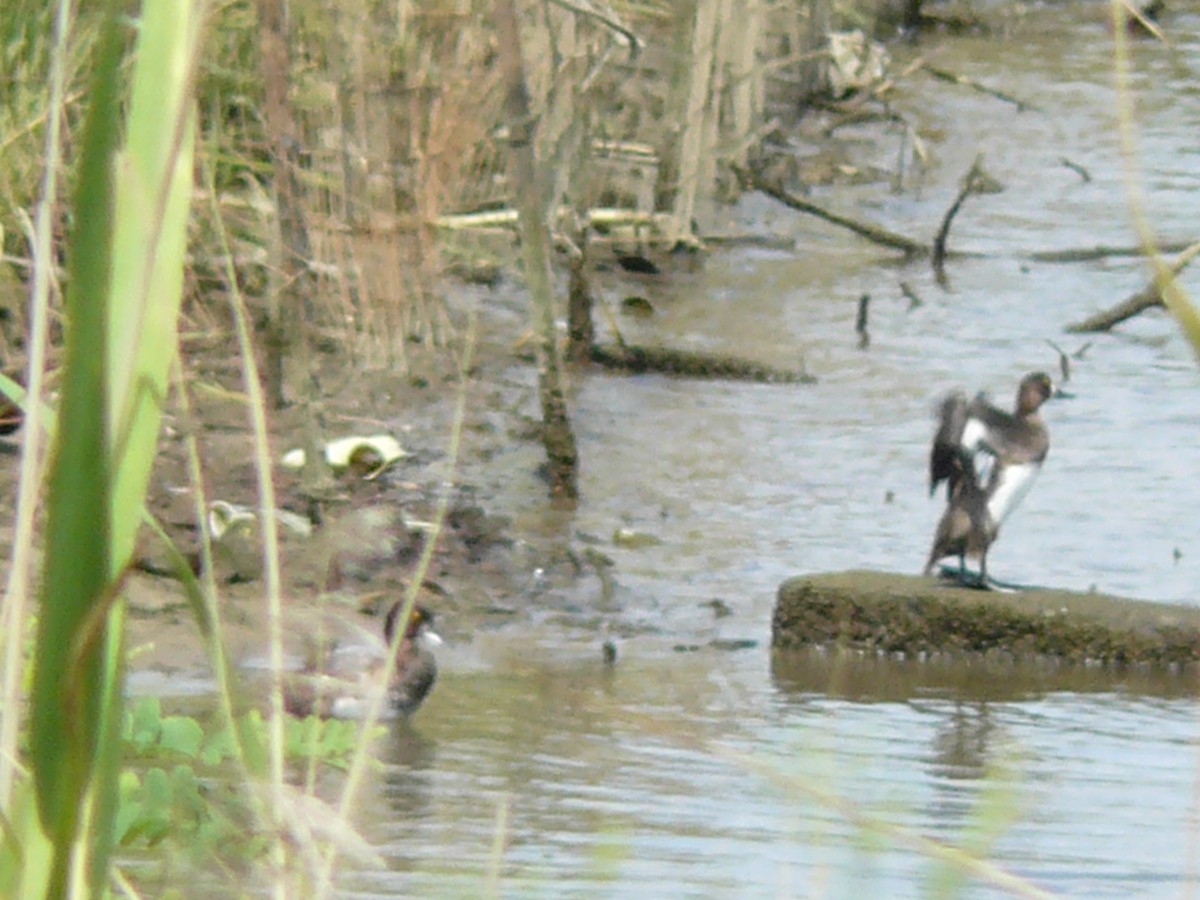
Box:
[152, 5, 1200, 896]
[331, 10, 1200, 897]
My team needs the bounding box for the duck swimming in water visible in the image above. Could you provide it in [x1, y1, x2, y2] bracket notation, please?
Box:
[924, 371, 1054, 588]
[285, 601, 441, 719]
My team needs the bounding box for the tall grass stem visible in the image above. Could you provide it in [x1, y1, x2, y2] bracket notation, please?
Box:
[221, 198, 291, 896]
[0, 0, 72, 814]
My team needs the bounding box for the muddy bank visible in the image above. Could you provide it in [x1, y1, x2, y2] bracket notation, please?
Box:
[773, 571, 1200, 671]
[123, 284, 604, 678]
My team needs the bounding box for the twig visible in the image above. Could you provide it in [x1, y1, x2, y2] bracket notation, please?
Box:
[616, 708, 1060, 900]
[1045, 339, 1092, 379]
[1045, 340, 1072, 382]
[899, 281, 923, 310]
[1060, 157, 1092, 183]
[856, 294, 870, 349]
[317, 321, 477, 898]
[546, 0, 642, 57]
[1118, 0, 1169, 44]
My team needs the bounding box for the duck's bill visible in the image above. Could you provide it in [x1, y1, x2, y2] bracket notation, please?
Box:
[422, 630, 444, 647]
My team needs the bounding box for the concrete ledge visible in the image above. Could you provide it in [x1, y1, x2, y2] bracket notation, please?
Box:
[772, 570, 1200, 670]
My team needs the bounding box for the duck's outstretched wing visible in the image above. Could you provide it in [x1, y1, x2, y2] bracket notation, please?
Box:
[931, 392, 998, 497]
[929, 391, 968, 498]
[931, 392, 1016, 499]
[960, 392, 1024, 485]
[962, 393, 1046, 464]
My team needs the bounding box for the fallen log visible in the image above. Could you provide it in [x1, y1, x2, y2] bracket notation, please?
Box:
[773, 570, 1200, 671]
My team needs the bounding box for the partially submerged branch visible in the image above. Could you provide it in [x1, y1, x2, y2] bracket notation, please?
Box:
[932, 154, 986, 282]
[563, 225, 593, 364]
[1031, 240, 1197, 263]
[921, 63, 1037, 112]
[855, 294, 870, 349]
[1065, 240, 1200, 333]
[743, 166, 927, 257]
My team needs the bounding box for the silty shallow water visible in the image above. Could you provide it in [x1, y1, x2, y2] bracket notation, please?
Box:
[163, 6, 1200, 896]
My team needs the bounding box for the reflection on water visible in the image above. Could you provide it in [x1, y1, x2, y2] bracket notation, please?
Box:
[340, 652, 1200, 898]
[769, 648, 1200, 704]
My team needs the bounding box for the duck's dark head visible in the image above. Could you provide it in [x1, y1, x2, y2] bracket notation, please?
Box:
[1017, 371, 1054, 413]
[383, 602, 441, 717]
[384, 602, 441, 649]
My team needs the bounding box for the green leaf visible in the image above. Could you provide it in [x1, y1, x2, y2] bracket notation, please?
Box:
[199, 726, 236, 767]
[168, 765, 205, 830]
[159, 716, 204, 759]
[114, 771, 144, 846]
[127, 696, 163, 752]
[141, 767, 171, 814]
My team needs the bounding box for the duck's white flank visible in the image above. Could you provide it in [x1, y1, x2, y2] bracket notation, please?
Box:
[960, 417, 989, 453]
[987, 462, 1040, 527]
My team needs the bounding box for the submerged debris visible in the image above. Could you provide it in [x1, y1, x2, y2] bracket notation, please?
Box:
[281, 434, 408, 479]
[590, 343, 816, 384]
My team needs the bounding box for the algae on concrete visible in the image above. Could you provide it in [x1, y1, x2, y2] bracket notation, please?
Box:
[773, 571, 1200, 670]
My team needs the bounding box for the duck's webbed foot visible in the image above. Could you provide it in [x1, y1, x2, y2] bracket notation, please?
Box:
[936, 564, 1025, 592]
[935, 564, 990, 590]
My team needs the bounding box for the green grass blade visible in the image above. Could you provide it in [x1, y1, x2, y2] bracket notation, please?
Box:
[29, 0, 201, 892]
[84, 603, 127, 898]
[28, 4, 122, 879]
[107, 0, 198, 568]
[0, 778, 54, 897]
[90, 0, 202, 889]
